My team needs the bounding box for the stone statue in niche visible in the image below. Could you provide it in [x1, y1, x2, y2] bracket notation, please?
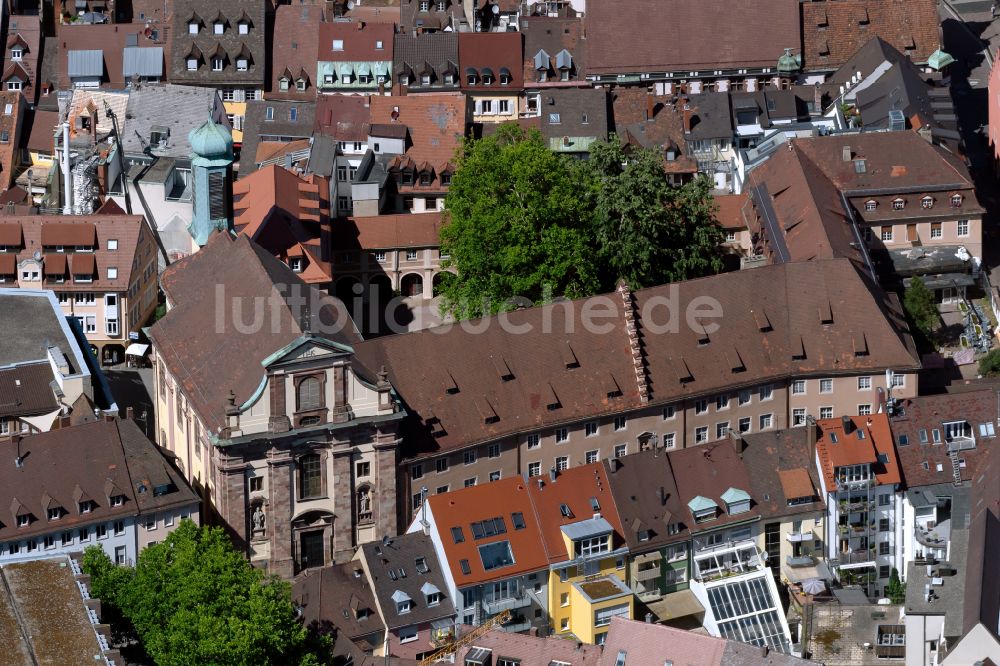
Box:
[358, 488, 372, 518]
[252, 504, 266, 534]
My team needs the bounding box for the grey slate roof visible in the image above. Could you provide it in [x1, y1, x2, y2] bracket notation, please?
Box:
[123, 47, 164, 78]
[170, 0, 266, 86]
[67, 50, 103, 78]
[360, 532, 456, 631]
[238, 100, 315, 177]
[120, 84, 228, 159]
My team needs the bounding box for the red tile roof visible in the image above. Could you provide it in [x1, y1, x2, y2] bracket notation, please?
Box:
[526, 463, 625, 563]
[426, 477, 549, 586]
[713, 193, 751, 231]
[458, 32, 525, 90]
[369, 93, 469, 170]
[815, 413, 901, 491]
[585, 0, 800, 75]
[332, 212, 442, 250]
[802, 0, 940, 71]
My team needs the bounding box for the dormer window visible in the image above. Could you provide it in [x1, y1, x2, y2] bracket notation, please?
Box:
[399, 73, 410, 86]
[16, 514, 29, 527]
[333, 39, 344, 51]
[289, 257, 303, 272]
[575, 534, 610, 557]
[236, 58, 248, 72]
[392, 590, 413, 614]
[444, 72, 454, 85]
[500, 72, 511, 85]
[279, 76, 290, 91]
[722, 488, 751, 515]
[921, 195, 934, 209]
[466, 69, 477, 86]
[187, 58, 199, 72]
[238, 21, 249, 35]
[892, 198, 905, 210]
[212, 57, 224, 72]
[188, 21, 199, 34]
[421, 74, 431, 85]
[214, 21, 225, 35]
[951, 193, 963, 207]
[296, 78, 306, 91]
[79, 500, 95, 513]
[436, 0, 447, 10]
[689, 496, 719, 523]
[419, 171, 432, 186]
[47, 507, 63, 521]
[865, 200, 876, 211]
[482, 71, 494, 85]
[561, 69, 570, 81]
[10, 48, 22, 61]
[110, 494, 125, 507]
[419, 0, 430, 11]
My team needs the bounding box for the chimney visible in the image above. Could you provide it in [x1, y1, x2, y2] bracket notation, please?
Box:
[761, 645, 770, 658]
[729, 428, 744, 457]
[549, 467, 558, 482]
[657, 486, 666, 506]
[646, 94, 656, 121]
[609, 457, 620, 473]
[682, 104, 693, 134]
[842, 145, 852, 162]
[645, 612, 654, 623]
[807, 415, 818, 465]
[12, 434, 23, 468]
[126, 406, 134, 420]
[842, 415, 854, 434]
[813, 83, 822, 113]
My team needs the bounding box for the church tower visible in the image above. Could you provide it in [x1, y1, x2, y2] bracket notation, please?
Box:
[187, 118, 234, 247]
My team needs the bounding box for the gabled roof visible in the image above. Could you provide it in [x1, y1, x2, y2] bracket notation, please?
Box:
[815, 413, 901, 491]
[458, 32, 524, 90]
[317, 21, 394, 62]
[357, 259, 919, 458]
[521, 16, 586, 85]
[359, 532, 455, 630]
[149, 233, 361, 432]
[292, 562, 379, 642]
[331, 212, 442, 251]
[268, 4, 321, 100]
[426, 476, 548, 587]
[669, 440, 761, 532]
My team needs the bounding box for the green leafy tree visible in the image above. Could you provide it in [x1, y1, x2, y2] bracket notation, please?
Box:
[903, 277, 939, 344]
[439, 124, 599, 319]
[979, 349, 1000, 376]
[83, 520, 328, 666]
[887, 567, 906, 604]
[586, 135, 725, 289]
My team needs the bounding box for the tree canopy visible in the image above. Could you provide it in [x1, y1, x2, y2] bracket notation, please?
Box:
[438, 127, 725, 318]
[439, 124, 599, 319]
[83, 520, 327, 666]
[903, 277, 939, 347]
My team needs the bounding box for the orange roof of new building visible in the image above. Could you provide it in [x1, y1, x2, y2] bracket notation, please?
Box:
[778, 468, 816, 501]
[815, 413, 901, 491]
[526, 463, 625, 563]
[369, 93, 468, 170]
[426, 477, 550, 586]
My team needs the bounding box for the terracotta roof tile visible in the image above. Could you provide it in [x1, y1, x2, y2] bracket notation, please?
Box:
[802, 0, 939, 71]
[317, 21, 395, 63]
[369, 93, 469, 169]
[333, 212, 441, 250]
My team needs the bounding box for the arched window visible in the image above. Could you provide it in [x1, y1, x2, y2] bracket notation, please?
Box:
[298, 377, 322, 411]
[298, 454, 322, 499]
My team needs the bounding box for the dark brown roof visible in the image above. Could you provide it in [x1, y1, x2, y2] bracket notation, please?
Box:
[0, 419, 197, 542]
[669, 438, 760, 532]
[605, 447, 687, 551]
[0, 362, 58, 419]
[521, 15, 586, 85]
[392, 33, 460, 92]
[743, 427, 824, 520]
[0, 92, 23, 189]
[891, 389, 999, 487]
[802, 0, 940, 71]
[332, 213, 442, 250]
[42, 253, 66, 276]
[963, 430, 1000, 638]
[0, 254, 13, 275]
[40, 222, 96, 246]
[4, 17, 41, 106]
[0, 223, 22, 245]
[585, 0, 800, 75]
[458, 32, 524, 90]
[314, 95, 371, 141]
[268, 4, 321, 100]
[58, 24, 157, 89]
[353, 259, 920, 458]
[149, 233, 362, 431]
[293, 563, 381, 642]
[25, 109, 59, 154]
[400, 0, 465, 33]
[359, 532, 456, 630]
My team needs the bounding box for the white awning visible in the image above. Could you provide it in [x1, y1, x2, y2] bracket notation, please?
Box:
[125, 343, 150, 356]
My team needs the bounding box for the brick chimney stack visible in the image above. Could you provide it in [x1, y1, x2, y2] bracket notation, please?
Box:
[682, 104, 692, 134]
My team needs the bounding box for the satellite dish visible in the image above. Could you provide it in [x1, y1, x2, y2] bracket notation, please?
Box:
[33, 250, 41, 261]
[491, 4, 499, 13]
[346, 0, 355, 8]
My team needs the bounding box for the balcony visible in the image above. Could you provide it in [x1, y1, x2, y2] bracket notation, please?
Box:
[693, 541, 765, 582]
[786, 532, 811, 543]
[504, 619, 532, 633]
[839, 499, 873, 512]
[947, 437, 976, 453]
[635, 563, 661, 581]
[482, 594, 531, 615]
[786, 555, 816, 568]
[835, 478, 874, 491]
[830, 550, 875, 567]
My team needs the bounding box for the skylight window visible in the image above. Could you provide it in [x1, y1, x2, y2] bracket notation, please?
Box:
[479, 540, 515, 571]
